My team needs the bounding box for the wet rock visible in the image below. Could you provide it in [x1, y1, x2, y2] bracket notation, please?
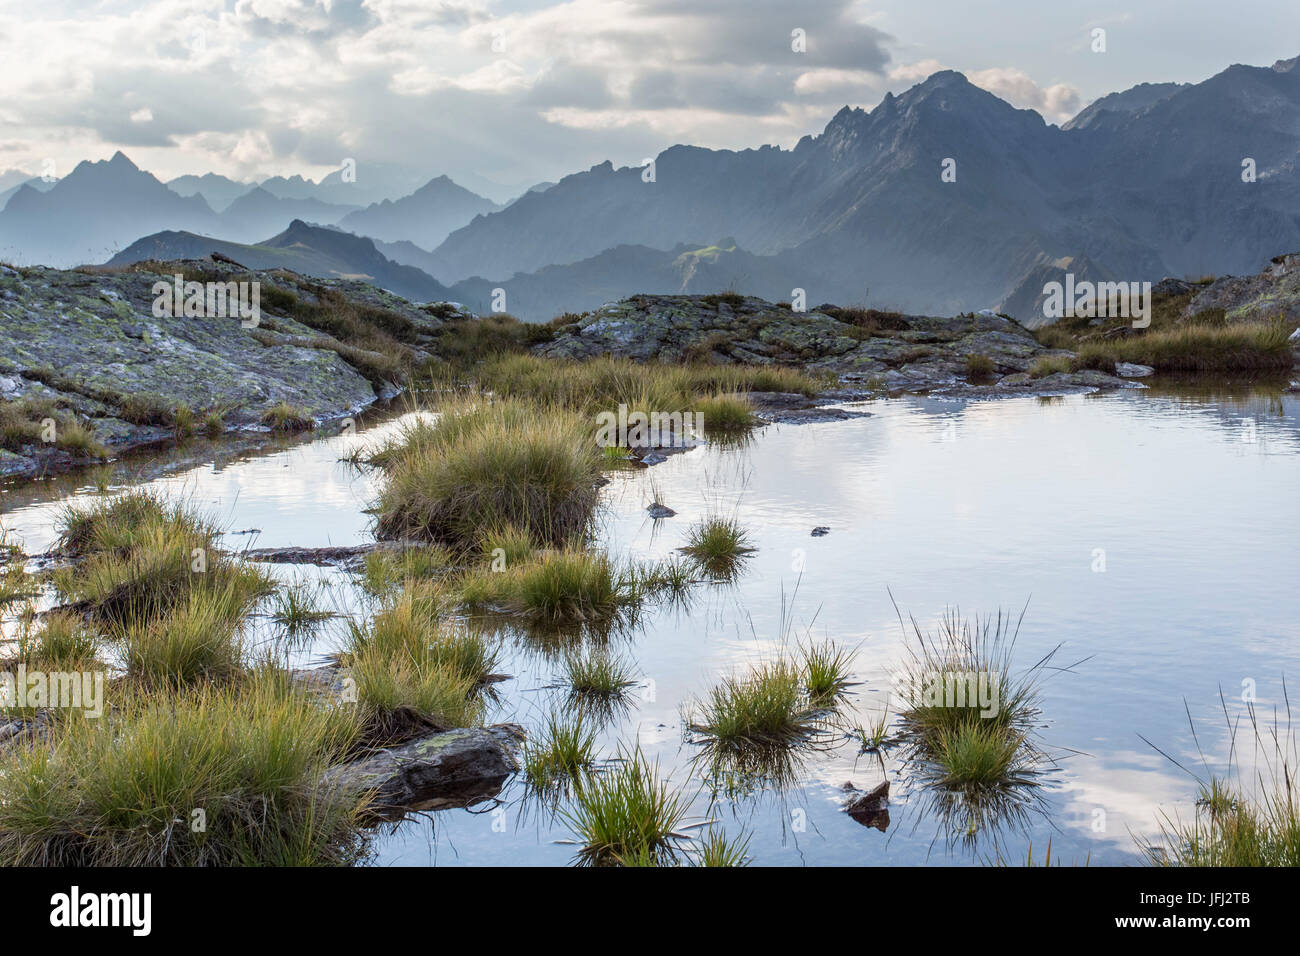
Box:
[1115, 362, 1155, 377]
[323, 724, 524, 822]
[758, 405, 871, 424]
[240, 541, 437, 571]
[842, 779, 890, 831]
[811, 526, 831, 537]
[646, 503, 676, 518]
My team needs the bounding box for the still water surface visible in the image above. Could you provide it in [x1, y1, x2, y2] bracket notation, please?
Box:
[3, 386, 1297, 865]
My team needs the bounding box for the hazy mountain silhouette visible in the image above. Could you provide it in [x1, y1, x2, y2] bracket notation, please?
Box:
[338, 176, 499, 252]
[0, 152, 220, 266]
[105, 219, 452, 303]
[166, 173, 255, 212]
[218, 187, 358, 243]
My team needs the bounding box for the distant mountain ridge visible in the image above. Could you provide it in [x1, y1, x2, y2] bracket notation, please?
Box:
[105, 220, 452, 304]
[338, 176, 499, 251]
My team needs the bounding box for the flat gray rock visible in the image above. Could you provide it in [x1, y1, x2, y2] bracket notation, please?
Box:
[323, 724, 523, 822]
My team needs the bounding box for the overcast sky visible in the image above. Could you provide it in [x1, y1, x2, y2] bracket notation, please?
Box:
[1, 0, 1296, 198]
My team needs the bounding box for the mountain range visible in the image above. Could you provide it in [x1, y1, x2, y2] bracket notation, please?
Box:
[2, 54, 1297, 322]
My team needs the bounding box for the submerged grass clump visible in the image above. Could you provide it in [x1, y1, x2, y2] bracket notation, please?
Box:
[14, 611, 100, 668]
[688, 644, 850, 750]
[561, 646, 636, 699]
[343, 585, 496, 742]
[523, 711, 596, 793]
[271, 580, 334, 632]
[459, 549, 641, 626]
[53, 491, 274, 645]
[895, 604, 1057, 795]
[801, 640, 854, 704]
[563, 747, 689, 866]
[680, 514, 756, 579]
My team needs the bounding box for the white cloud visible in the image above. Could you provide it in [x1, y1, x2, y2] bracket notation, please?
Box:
[967, 67, 1082, 123]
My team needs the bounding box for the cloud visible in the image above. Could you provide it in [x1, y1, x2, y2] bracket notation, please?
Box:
[0, 0, 1084, 192]
[966, 67, 1082, 122]
[889, 59, 1082, 123]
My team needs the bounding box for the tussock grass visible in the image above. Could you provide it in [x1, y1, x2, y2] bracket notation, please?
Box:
[523, 711, 596, 792]
[695, 828, 752, 867]
[422, 313, 553, 367]
[475, 354, 821, 411]
[1029, 354, 1073, 378]
[694, 392, 756, 432]
[895, 604, 1057, 792]
[561, 646, 636, 699]
[0, 677, 368, 866]
[459, 549, 640, 626]
[1072, 322, 1296, 373]
[563, 747, 689, 866]
[271, 581, 334, 632]
[358, 546, 451, 595]
[689, 659, 824, 748]
[54, 491, 274, 631]
[965, 354, 996, 380]
[261, 401, 313, 433]
[929, 722, 1025, 788]
[14, 611, 100, 668]
[635, 556, 696, 598]
[478, 523, 535, 569]
[680, 514, 755, 579]
[343, 585, 495, 741]
[348, 585, 499, 689]
[1142, 690, 1300, 866]
[801, 640, 854, 704]
[0, 559, 40, 610]
[857, 703, 892, 753]
[115, 578, 254, 687]
[0, 397, 107, 457]
[373, 397, 603, 549]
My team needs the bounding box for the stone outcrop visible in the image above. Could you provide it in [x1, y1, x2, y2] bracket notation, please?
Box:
[0, 257, 467, 478]
[537, 293, 1131, 394]
[1183, 252, 1300, 324]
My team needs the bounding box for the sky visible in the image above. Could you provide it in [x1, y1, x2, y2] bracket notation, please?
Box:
[0, 0, 1296, 200]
